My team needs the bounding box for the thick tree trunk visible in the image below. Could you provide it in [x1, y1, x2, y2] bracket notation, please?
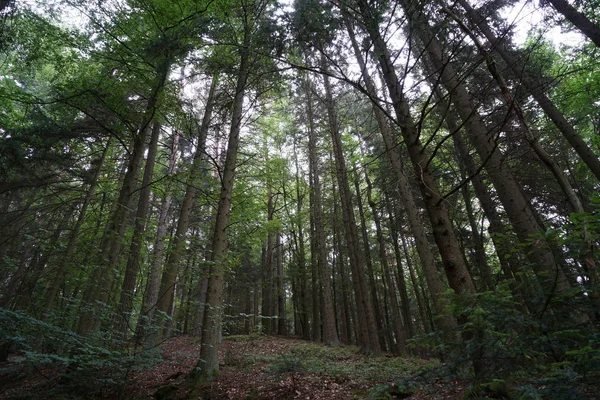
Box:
[345, 17, 457, 334]
[447, 11, 585, 215]
[403, 0, 572, 295]
[546, 0, 600, 47]
[77, 126, 149, 335]
[357, 0, 476, 301]
[190, 29, 251, 386]
[292, 139, 311, 340]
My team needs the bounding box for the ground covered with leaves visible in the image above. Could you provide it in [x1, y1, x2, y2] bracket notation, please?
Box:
[1, 334, 462, 399]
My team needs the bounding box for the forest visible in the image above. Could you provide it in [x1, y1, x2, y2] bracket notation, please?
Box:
[0, 0, 599, 398]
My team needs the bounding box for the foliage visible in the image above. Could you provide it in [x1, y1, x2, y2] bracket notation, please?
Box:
[0, 308, 160, 398]
[411, 277, 600, 398]
[286, 342, 439, 385]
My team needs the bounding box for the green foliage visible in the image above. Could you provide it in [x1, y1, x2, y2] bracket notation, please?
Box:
[287, 342, 439, 385]
[410, 278, 600, 398]
[266, 354, 306, 391]
[0, 308, 160, 397]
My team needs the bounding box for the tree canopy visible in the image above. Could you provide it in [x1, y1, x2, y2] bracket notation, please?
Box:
[1, 0, 599, 398]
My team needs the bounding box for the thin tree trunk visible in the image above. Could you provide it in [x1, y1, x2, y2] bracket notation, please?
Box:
[116, 122, 161, 337]
[77, 58, 171, 336]
[365, 171, 408, 355]
[43, 138, 111, 315]
[322, 56, 380, 355]
[136, 132, 180, 344]
[353, 171, 386, 350]
[277, 234, 286, 335]
[306, 93, 340, 344]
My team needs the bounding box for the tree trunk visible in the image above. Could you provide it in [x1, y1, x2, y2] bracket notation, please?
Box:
[305, 75, 340, 345]
[43, 138, 111, 315]
[190, 27, 251, 386]
[77, 57, 171, 336]
[276, 234, 286, 335]
[356, 0, 476, 300]
[403, 0, 571, 295]
[322, 56, 380, 355]
[345, 16, 457, 334]
[353, 171, 387, 350]
[365, 170, 408, 355]
[149, 76, 217, 345]
[546, 0, 600, 47]
[116, 122, 160, 337]
[136, 131, 180, 344]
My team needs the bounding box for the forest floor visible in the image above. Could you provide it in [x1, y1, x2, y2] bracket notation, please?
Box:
[0, 334, 469, 399]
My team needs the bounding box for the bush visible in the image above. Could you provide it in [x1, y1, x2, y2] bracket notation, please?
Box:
[0, 308, 160, 398]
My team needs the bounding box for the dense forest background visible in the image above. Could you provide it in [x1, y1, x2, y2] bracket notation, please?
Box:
[1, 0, 599, 398]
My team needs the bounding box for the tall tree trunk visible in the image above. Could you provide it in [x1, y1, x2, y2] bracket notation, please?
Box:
[77, 58, 171, 336]
[447, 10, 586, 215]
[306, 108, 340, 345]
[401, 0, 571, 295]
[136, 131, 180, 343]
[345, 16, 457, 334]
[292, 137, 310, 340]
[332, 183, 354, 344]
[190, 26, 251, 385]
[277, 234, 286, 335]
[365, 171, 408, 355]
[356, 0, 476, 300]
[149, 76, 217, 345]
[322, 57, 380, 355]
[353, 171, 387, 350]
[116, 122, 161, 337]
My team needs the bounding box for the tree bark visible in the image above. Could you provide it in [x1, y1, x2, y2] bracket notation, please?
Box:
[305, 70, 340, 346]
[322, 56, 380, 355]
[190, 24, 251, 385]
[546, 0, 600, 47]
[149, 75, 217, 345]
[353, 170, 387, 350]
[402, 0, 572, 295]
[356, 0, 477, 301]
[365, 169, 408, 355]
[116, 122, 161, 337]
[345, 16, 457, 334]
[77, 57, 171, 336]
[136, 131, 180, 344]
